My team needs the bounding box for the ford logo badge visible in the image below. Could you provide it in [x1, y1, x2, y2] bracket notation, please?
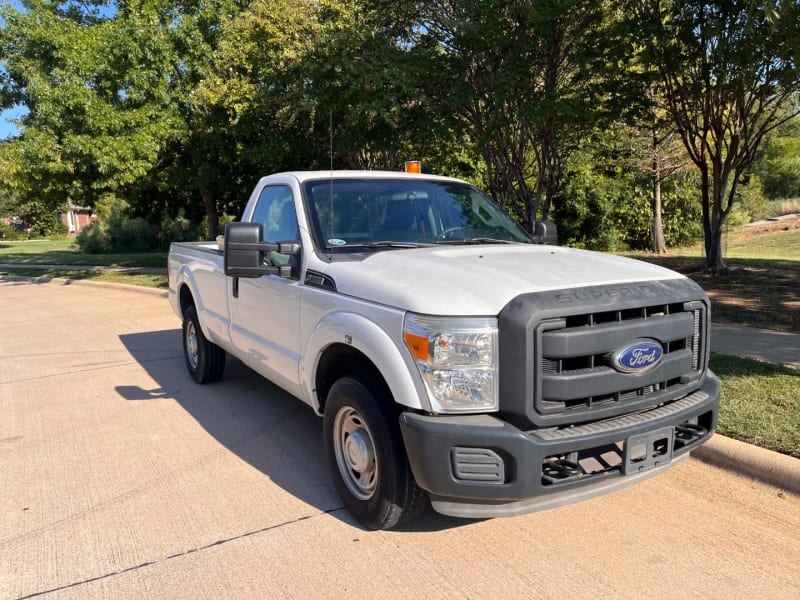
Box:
[612, 339, 664, 374]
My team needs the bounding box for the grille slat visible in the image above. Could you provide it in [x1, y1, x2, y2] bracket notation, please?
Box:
[534, 302, 705, 419]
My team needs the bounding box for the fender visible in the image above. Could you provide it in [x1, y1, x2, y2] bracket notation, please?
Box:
[174, 263, 232, 349]
[300, 310, 431, 414]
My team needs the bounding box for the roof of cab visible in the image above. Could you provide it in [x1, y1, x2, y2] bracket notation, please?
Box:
[264, 170, 465, 184]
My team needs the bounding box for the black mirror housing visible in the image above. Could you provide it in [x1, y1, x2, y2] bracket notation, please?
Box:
[223, 222, 300, 278]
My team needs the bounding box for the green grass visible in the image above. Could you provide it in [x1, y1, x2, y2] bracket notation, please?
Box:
[0, 269, 168, 288]
[0, 239, 167, 268]
[711, 353, 800, 459]
[658, 229, 800, 261]
[722, 230, 800, 260]
[629, 222, 800, 333]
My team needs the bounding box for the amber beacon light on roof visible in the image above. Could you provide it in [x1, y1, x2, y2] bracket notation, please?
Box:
[404, 160, 422, 173]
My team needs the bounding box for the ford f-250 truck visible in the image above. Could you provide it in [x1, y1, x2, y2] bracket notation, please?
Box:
[168, 170, 720, 530]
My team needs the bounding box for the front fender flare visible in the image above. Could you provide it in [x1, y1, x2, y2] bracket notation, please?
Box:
[301, 311, 430, 414]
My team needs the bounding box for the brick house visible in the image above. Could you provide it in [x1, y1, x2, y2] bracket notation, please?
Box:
[60, 205, 96, 234]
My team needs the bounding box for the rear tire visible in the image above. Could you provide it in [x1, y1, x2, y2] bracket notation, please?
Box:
[323, 377, 427, 529]
[182, 305, 226, 384]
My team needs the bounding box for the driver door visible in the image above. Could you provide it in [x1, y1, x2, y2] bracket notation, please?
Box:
[228, 184, 303, 397]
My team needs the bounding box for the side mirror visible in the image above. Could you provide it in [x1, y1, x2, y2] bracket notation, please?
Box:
[223, 222, 300, 278]
[532, 220, 558, 245]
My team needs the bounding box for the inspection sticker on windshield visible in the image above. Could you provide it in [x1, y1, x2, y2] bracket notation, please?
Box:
[328, 238, 347, 246]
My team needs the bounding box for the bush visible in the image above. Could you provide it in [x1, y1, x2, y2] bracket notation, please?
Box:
[74, 216, 157, 253]
[734, 175, 769, 223]
[49, 222, 70, 240]
[0, 221, 25, 241]
[197, 213, 237, 241]
[74, 221, 110, 253]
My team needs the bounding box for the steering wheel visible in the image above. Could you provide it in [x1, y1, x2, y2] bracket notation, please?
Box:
[439, 226, 466, 241]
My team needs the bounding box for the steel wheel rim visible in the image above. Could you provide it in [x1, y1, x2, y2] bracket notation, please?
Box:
[185, 320, 199, 370]
[333, 406, 378, 501]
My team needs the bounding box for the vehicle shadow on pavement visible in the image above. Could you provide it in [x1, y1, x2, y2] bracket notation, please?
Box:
[117, 329, 475, 532]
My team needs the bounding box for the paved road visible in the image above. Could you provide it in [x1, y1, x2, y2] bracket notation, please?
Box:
[711, 323, 800, 369]
[1, 278, 798, 599]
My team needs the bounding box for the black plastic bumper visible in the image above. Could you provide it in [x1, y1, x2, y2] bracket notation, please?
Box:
[399, 373, 720, 519]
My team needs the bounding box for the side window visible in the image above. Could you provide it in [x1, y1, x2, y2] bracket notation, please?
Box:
[251, 185, 299, 264]
[251, 185, 298, 242]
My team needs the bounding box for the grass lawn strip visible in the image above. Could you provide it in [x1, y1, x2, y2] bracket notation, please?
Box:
[0, 239, 167, 268]
[711, 353, 800, 459]
[0, 269, 167, 288]
[631, 216, 800, 334]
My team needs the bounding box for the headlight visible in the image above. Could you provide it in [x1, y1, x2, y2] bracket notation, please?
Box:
[403, 313, 498, 413]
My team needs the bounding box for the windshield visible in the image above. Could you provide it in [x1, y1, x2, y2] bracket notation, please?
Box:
[304, 178, 531, 250]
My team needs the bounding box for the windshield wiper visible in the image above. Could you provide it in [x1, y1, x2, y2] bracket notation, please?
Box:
[435, 237, 522, 245]
[329, 241, 432, 250]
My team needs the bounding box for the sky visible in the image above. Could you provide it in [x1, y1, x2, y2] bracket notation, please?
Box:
[0, 0, 25, 140]
[0, 105, 26, 140]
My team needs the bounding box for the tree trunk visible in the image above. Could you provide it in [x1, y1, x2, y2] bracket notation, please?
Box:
[202, 192, 219, 240]
[700, 166, 727, 271]
[651, 131, 667, 254]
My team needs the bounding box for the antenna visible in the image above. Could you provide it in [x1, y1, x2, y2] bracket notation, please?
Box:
[328, 110, 334, 258]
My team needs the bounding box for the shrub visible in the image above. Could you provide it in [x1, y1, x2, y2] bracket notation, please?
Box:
[74, 221, 110, 253]
[158, 209, 199, 249]
[197, 213, 237, 241]
[0, 221, 25, 241]
[734, 175, 768, 223]
[49, 222, 70, 240]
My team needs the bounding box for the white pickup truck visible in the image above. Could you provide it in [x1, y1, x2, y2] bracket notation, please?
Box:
[168, 170, 720, 529]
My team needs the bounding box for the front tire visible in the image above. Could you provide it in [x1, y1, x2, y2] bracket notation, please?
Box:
[323, 377, 427, 530]
[182, 305, 226, 384]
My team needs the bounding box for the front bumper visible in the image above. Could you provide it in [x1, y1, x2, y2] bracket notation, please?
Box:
[400, 372, 720, 518]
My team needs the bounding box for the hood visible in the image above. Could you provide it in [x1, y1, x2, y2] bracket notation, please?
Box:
[319, 245, 686, 315]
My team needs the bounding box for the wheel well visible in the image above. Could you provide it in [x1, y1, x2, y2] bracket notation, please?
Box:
[315, 344, 391, 414]
[179, 284, 195, 316]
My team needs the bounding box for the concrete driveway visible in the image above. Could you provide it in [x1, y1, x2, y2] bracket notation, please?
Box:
[1, 277, 799, 599]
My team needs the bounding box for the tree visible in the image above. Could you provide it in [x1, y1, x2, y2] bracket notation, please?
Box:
[752, 113, 800, 199]
[627, 94, 692, 254]
[403, 1, 640, 231]
[634, 0, 800, 270]
[0, 1, 184, 211]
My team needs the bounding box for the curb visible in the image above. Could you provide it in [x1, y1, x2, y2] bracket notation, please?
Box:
[692, 434, 800, 496]
[0, 274, 169, 298]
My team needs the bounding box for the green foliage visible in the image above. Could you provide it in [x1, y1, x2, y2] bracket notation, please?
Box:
[74, 198, 158, 252]
[197, 213, 237, 241]
[558, 135, 703, 251]
[3, 0, 798, 256]
[752, 116, 800, 200]
[733, 175, 769, 224]
[630, 0, 800, 269]
[0, 221, 25, 240]
[74, 221, 109, 254]
[49, 222, 70, 240]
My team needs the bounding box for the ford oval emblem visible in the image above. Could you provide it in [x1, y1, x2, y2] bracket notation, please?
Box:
[612, 339, 664, 374]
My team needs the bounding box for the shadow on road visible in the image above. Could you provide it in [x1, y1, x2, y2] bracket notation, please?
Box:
[117, 329, 473, 532]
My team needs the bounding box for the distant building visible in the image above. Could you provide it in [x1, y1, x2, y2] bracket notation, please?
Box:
[60, 204, 96, 234]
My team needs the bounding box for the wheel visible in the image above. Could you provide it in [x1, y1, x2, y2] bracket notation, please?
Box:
[182, 304, 226, 384]
[323, 377, 427, 529]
